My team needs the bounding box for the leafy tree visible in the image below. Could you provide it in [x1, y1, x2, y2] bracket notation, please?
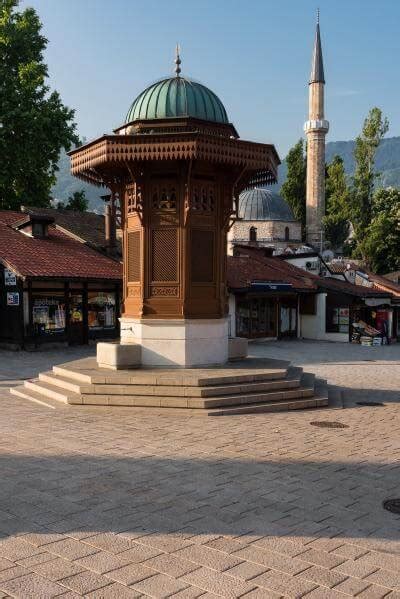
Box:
[281, 139, 306, 236]
[358, 187, 400, 274]
[0, 0, 78, 210]
[58, 190, 88, 212]
[351, 108, 389, 250]
[323, 155, 350, 249]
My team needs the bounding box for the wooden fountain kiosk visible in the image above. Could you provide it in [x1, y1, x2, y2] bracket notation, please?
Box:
[69, 52, 280, 368]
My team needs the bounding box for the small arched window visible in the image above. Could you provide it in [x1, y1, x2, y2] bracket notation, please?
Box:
[284, 226, 290, 241]
[249, 226, 257, 242]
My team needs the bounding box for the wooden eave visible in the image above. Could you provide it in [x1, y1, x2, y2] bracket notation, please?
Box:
[69, 133, 280, 188]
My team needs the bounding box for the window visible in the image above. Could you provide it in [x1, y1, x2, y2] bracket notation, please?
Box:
[285, 226, 290, 241]
[326, 306, 349, 333]
[88, 292, 116, 329]
[249, 227, 257, 242]
[32, 293, 66, 335]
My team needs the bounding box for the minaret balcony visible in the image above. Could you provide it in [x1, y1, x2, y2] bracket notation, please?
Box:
[304, 119, 329, 133]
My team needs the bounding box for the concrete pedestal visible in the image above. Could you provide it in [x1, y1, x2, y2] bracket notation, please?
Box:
[97, 341, 141, 370]
[119, 318, 229, 367]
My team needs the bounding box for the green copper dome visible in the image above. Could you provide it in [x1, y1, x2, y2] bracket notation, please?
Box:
[125, 76, 229, 125]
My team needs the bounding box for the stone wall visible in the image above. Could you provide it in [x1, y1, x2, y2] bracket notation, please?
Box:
[229, 220, 302, 245]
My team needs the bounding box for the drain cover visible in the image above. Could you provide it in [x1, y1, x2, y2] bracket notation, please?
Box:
[310, 421, 349, 429]
[383, 499, 400, 514]
[356, 401, 384, 407]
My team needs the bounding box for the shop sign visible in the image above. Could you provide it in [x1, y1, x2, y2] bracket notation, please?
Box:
[251, 282, 293, 291]
[7, 292, 19, 306]
[4, 269, 17, 286]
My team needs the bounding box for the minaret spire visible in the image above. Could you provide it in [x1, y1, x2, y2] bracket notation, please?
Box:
[174, 44, 181, 77]
[304, 11, 329, 249]
[310, 10, 325, 84]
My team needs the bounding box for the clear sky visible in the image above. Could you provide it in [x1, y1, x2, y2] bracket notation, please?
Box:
[21, 0, 400, 158]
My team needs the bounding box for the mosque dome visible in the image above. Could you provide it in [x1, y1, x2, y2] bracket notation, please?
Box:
[125, 76, 229, 125]
[238, 188, 296, 222]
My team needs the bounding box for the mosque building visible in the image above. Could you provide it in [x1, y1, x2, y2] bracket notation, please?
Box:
[229, 14, 328, 254]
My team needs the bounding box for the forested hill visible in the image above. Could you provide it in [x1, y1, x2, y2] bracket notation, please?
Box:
[51, 136, 400, 212]
[276, 135, 400, 189]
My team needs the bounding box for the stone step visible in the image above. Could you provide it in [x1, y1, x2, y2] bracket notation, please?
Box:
[206, 395, 329, 416]
[52, 360, 289, 387]
[39, 372, 90, 394]
[10, 386, 65, 409]
[40, 371, 301, 399]
[23, 379, 79, 404]
[79, 386, 315, 408]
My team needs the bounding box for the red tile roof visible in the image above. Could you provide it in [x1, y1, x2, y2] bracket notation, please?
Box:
[0, 211, 121, 280]
[228, 249, 318, 291]
[317, 276, 391, 298]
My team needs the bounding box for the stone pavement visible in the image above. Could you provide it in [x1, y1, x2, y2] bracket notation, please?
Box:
[0, 341, 399, 597]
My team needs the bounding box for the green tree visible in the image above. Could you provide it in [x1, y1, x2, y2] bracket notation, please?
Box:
[281, 139, 306, 236]
[359, 187, 400, 274]
[58, 190, 88, 212]
[0, 0, 78, 210]
[351, 108, 389, 251]
[323, 155, 350, 249]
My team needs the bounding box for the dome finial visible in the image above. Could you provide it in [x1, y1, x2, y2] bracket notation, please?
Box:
[174, 44, 181, 77]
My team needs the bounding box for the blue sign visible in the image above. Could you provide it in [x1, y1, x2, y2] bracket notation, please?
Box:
[7, 292, 19, 306]
[251, 282, 293, 292]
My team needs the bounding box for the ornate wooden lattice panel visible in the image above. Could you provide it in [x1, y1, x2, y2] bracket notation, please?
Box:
[191, 229, 214, 283]
[152, 185, 177, 211]
[192, 184, 215, 212]
[151, 229, 178, 282]
[127, 231, 141, 281]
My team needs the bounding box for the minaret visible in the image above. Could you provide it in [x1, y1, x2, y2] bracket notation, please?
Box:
[304, 10, 329, 249]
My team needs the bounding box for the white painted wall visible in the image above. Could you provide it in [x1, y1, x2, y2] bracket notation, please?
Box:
[300, 292, 348, 342]
[228, 294, 236, 337]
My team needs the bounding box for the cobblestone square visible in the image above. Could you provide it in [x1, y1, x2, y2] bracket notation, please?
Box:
[0, 340, 399, 597]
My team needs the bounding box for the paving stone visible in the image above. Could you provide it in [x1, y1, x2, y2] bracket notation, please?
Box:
[224, 561, 268, 581]
[83, 533, 132, 554]
[241, 589, 282, 599]
[334, 577, 372, 595]
[305, 588, 353, 598]
[181, 566, 256, 597]
[17, 552, 56, 567]
[142, 553, 199, 577]
[297, 549, 346, 570]
[169, 588, 205, 598]
[0, 559, 14, 572]
[334, 558, 380, 579]
[137, 534, 193, 554]
[0, 572, 66, 597]
[332, 544, 369, 560]
[365, 569, 400, 589]
[46, 538, 98, 560]
[173, 545, 242, 572]
[132, 573, 188, 598]
[359, 553, 400, 574]
[86, 582, 144, 597]
[356, 584, 394, 599]
[104, 563, 155, 586]
[76, 551, 137, 574]
[59, 570, 112, 594]
[298, 564, 348, 588]
[0, 537, 43, 561]
[250, 569, 317, 597]
[233, 545, 310, 575]
[204, 537, 248, 555]
[117, 544, 163, 564]
[253, 536, 309, 557]
[22, 532, 66, 547]
[0, 565, 29, 583]
[29, 557, 85, 581]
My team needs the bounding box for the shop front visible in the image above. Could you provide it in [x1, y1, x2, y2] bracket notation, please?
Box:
[234, 285, 299, 339]
[28, 282, 120, 346]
